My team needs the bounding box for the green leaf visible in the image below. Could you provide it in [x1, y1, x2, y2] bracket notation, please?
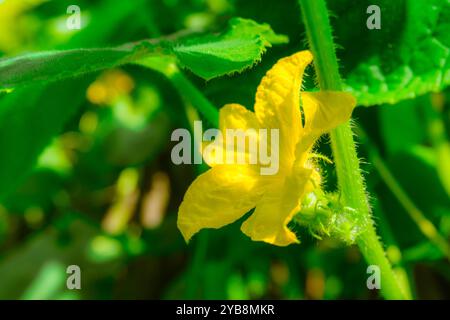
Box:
[0, 47, 137, 89]
[377, 146, 449, 248]
[0, 79, 91, 199]
[340, 0, 450, 106]
[379, 98, 426, 155]
[172, 18, 288, 80]
[0, 18, 287, 89]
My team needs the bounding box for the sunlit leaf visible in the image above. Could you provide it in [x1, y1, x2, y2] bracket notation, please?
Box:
[341, 0, 450, 106]
[172, 17, 288, 79]
[0, 18, 287, 89]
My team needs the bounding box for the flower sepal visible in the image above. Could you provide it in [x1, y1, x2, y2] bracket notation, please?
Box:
[293, 190, 366, 245]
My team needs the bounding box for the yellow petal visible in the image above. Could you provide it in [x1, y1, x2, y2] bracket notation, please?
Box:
[241, 168, 313, 246]
[178, 165, 265, 242]
[204, 104, 260, 167]
[202, 139, 224, 167]
[301, 91, 356, 138]
[254, 51, 313, 166]
[219, 103, 260, 131]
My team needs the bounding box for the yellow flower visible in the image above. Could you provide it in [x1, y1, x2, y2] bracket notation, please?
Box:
[177, 50, 356, 246]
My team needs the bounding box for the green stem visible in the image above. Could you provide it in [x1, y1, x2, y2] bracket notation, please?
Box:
[300, 0, 407, 299]
[166, 69, 214, 298]
[168, 69, 219, 127]
[372, 203, 414, 299]
[137, 57, 219, 126]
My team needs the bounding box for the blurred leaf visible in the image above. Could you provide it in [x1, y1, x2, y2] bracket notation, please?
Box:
[0, 0, 144, 199]
[377, 146, 449, 248]
[379, 99, 425, 155]
[403, 241, 444, 262]
[0, 216, 124, 299]
[342, 0, 450, 106]
[0, 79, 90, 199]
[21, 261, 66, 300]
[422, 94, 450, 197]
[1, 170, 64, 212]
[227, 273, 249, 299]
[0, 47, 141, 89]
[88, 235, 124, 263]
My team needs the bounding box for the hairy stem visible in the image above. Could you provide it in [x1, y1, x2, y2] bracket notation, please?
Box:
[299, 0, 408, 299]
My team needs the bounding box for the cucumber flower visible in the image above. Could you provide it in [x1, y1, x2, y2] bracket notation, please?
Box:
[177, 50, 356, 246]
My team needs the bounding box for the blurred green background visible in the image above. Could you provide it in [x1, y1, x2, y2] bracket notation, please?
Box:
[0, 0, 449, 299]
